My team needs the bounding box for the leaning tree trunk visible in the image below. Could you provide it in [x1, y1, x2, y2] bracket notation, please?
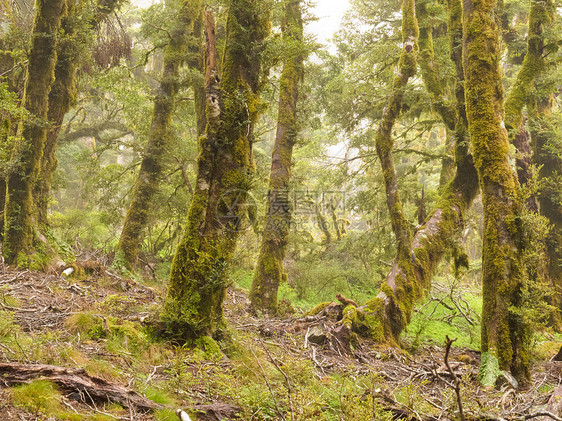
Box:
[115, 0, 203, 270]
[317, 0, 479, 348]
[162, 2, 270, 341]
[463, 0, 530, 384]
[3, 0, 66, 265]
[364, 0, 419, 343]
[249, 0, 304, 314]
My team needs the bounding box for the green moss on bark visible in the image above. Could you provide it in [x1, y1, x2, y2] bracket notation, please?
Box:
[248, 12, 304, 302]
[163, 2, 271, 340]
[463, 0, 531, 384]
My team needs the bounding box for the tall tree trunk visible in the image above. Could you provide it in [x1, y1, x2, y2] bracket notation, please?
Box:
[504, 0, 553, 134]
[3, 0, 66, 265]
[463, 0, 530, 384]
[162, 1, 270, 341]
[368, 0, 419, 341]
[35, 0, 122, 230]
[0, 119, 8, 241]
[249, 0, 304, 314]
[115, 0, 203, 270]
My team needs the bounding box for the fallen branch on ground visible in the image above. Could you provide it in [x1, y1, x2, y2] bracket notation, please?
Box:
[0, 362, 160, 411]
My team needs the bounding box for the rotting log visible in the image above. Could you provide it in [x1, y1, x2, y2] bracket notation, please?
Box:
[0, 363, 160, 411]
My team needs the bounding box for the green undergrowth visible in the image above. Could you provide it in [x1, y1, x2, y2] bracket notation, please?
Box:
[10, 379, 126, 420]
[231, 266, 373, 312]
[404, 282, 483, 350]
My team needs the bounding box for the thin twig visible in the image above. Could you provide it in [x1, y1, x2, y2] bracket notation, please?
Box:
[249, 346, 287, 421]
[444, 336, 465, 421]
[524, 412, 562, 421]
[260, 340, 295, 421]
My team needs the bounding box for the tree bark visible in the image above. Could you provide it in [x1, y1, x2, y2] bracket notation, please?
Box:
[503, 0, 559, 328]
[463, 0, 530, 384]
[115, 0, 203, 270]
[363, 0, 419, 343]
[3, 0, 66, 265]
[162, 1, 270, 341]
[249, 0, 304, 314]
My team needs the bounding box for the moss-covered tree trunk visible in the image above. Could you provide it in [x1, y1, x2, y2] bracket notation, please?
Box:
[363, 0, 420, 343]
[331, 0, 479, 347]
[0, 119, 8, 241]
[249, 0, 304, 314]
[462, 0, 530, 384]
[162, 2, 270, 340]
[35, 0, 122, 229]
[2, 0, 66, 265]
[34, 5, 78, 229]
[115, 0, 203, 270]
[503, 0, 552, 207]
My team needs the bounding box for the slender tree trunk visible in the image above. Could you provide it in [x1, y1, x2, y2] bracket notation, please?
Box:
[315, 202, 332, 245]
[3, 0, 66, 265]
[34, 2, 77, 229]
[331, 202, 342, 241]
[162, 1, 270, 341]
[115, 0, 203, 270]
[504, 0, 553, 134]
[249, 0, 304, 314]
[503, 0, 552, 208]
[463, 0, 530, 384]
[365, 0, 418, 341]
[0, 119, 8, 241]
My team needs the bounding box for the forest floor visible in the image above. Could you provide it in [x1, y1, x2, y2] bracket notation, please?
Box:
[0, 264, 562, 420]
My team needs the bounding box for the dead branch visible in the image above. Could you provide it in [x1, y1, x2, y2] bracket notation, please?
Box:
[444, 336, 465, 421]
[249, 346, 287, 421]
[0, 362, 160, 411]
[523, 411, 562, 421]
[260, 340, 295, 421]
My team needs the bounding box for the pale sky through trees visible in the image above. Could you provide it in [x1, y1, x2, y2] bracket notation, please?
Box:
[308, 0, 350, 43]
[133, 0, 350, 44]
